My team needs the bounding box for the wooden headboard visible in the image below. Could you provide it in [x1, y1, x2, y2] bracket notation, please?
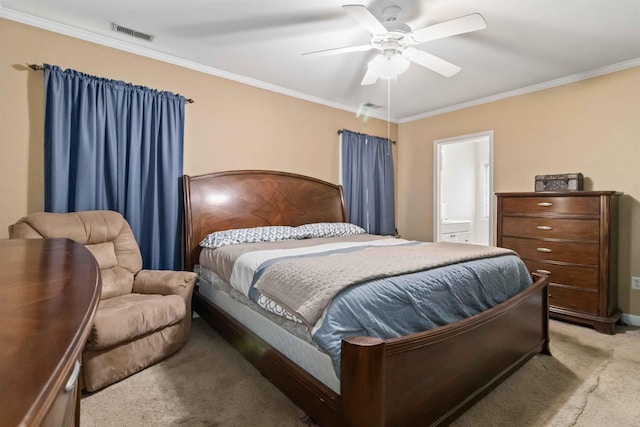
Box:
[182, 170, 347, 270]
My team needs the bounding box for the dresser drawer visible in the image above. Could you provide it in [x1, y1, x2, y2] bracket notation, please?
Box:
[523, 260, 599, 291]
[500, 196, 600, 215]
[549, 285, 598, 315]
[502, 237, 599, 266]
[501, 217, 599, 242]
[42, 359, 80, 427]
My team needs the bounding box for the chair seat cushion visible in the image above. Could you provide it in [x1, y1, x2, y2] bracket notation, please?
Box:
[87, 293, 186, 350]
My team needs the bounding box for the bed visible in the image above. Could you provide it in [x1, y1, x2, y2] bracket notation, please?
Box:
[183, 169, 550, 427]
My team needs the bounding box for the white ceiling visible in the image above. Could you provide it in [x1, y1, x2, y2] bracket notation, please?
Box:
[2, 0, 640, 122]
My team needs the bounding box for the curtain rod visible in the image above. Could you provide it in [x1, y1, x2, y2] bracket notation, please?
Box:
[337, 129, 396, 144]
[28, 64, 194, 103]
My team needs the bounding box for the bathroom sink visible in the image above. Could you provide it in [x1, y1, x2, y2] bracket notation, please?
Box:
[441, 220, 471, 233]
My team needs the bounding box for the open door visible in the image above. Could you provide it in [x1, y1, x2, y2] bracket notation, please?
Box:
[434, 131, 493, 245]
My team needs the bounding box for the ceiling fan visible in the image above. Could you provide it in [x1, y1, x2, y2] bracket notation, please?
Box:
[303, 4, 487, 85]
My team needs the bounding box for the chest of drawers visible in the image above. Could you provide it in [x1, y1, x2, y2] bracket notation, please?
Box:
[496, 191, 621, 334]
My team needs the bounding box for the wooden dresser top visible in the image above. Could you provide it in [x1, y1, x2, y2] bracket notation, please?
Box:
[495, 191, 620, 197]
[0, 238, 101, 426]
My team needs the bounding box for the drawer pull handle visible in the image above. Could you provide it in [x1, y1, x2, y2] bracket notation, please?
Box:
[536, 247, 552, 253]
[537, 226, 552, 231]
[64, 360, 81, 392]
[536, 269, 552, 275]
[537, 202, 553, 207]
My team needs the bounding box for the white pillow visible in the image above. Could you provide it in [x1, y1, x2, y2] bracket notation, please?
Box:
[200, 226, 302, 249]
[297, 222, 366, 239]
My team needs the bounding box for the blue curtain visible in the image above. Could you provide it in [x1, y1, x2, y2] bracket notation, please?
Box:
[43, 64, 185, 270]
[341, 129, 395, 235]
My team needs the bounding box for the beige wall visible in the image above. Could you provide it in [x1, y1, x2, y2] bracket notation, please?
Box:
[0, 18, 397, 239]
[1, 18, 638, 316]
[397, 66, 640, 316]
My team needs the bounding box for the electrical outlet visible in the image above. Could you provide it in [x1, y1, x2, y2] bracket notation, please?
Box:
[632, 277, 640, 291]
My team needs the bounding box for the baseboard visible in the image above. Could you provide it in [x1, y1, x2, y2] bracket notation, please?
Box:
[621, 313, 640, 327]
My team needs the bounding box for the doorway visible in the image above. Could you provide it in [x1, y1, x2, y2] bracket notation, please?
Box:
[434, 131, 493, 245]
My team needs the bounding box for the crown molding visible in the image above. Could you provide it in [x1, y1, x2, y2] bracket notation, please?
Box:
[0, 7, 399, 123]
[400, 58, 640, 123]
[3, 7, 636, 125]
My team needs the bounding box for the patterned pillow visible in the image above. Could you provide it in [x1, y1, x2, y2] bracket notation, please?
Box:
[297, 222, 366, 239]
[200, 226, 302, 249]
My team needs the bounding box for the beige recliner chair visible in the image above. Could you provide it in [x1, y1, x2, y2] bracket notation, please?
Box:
[10, 210, 197, 392]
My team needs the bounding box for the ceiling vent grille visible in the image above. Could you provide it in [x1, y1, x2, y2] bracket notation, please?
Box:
[112, 23, 154, 41]
[363, 103, 382, 109]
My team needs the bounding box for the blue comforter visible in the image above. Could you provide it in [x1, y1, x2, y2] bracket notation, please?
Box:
[310, 254, 532, 375]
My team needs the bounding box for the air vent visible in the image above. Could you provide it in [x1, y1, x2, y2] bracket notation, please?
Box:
[363, 103, 383, 109]
[112, 23, 154, 42]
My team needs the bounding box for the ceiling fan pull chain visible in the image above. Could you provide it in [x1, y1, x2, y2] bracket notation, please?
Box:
[387, 77, 391, 154]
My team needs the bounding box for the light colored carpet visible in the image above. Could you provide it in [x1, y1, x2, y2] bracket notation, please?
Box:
[451, 320, 640, 427]
[81, 318, 640, 427]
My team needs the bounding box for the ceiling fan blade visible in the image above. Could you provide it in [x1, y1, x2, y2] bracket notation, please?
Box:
[403, 47, 461, 77]
[411, 13, 486, 43]
[360, 68, 378, 85]
[303, 44, 373, 57]
[342, 4, 388, 35]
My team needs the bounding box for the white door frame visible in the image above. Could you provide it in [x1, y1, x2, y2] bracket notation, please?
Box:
[433, 130, 494, 245]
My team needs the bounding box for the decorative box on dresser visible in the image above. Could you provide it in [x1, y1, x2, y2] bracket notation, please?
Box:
[496, 191, 621, 334]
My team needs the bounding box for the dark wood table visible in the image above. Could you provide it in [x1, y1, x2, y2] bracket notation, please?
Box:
[0, 238, 101, 426]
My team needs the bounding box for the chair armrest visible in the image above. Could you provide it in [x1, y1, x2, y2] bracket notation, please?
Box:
[133, 270, 197, 301]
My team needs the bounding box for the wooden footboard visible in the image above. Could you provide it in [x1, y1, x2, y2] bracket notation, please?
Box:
[342, 273, 549, 426]
[194, 273, 549, 427]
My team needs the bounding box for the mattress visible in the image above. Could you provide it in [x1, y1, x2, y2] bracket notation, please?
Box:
[196, 267, 341, 393]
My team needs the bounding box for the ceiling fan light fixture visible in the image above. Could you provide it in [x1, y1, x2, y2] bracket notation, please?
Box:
[367, 53, 410, 79]
[305, 5, 486, 85]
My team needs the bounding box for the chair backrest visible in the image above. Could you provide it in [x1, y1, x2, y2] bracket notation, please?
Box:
[10, 211, 143, 300]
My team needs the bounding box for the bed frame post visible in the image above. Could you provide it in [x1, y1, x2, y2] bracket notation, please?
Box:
[534, 272, 552, 355]
[341, 336, 386, 427]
